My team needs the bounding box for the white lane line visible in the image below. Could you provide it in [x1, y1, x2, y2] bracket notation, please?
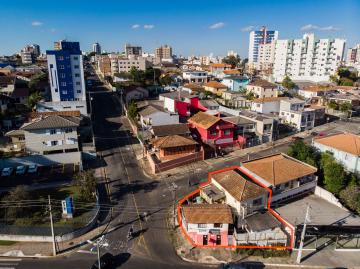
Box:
[77, 250, 96, 254]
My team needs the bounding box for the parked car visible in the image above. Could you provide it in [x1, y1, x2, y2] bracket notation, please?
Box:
[310, 131, 318, 136]
[15, 165, 26, 175]
[91, 253, 114, 269]
[27, 164, 38, 174]
[291, 136, 304, 141]
[1, 167, 14, 177]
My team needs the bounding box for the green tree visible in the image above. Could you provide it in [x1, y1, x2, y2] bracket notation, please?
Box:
[127, 100, 138, 120]
[2, 185, 31, 220]
[73, 170, 97, 202]
[287, 140, 319, 167]
[28, 73, 48, 93]
[339, 102, 352, 113]
[339, 77, 354, 86]
[129, 67, 145, 83]
[340, 185, 360, 214]
[320, 152, 347, 194]
[328, 100, 339, 110]
[144, 67, 161, 83]
[26, 92, 42, 111]
[245, 92, 256, 100]
[281, 75, 296, 89]
[222, 55, 241, 68]
[159, 74, 172, 86]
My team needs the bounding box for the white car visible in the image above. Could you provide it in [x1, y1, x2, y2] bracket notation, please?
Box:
[15, 165, 26, 175]
[1, 167, 13, 177]
[27, 164, 38, 174]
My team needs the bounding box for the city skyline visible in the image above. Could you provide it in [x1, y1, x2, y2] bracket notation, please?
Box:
[0, 0, 359, 57]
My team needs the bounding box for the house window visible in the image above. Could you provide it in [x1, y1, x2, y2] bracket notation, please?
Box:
[64, 128, 73, 133]
[214, 223, 222, 228]
[51, 141, 58, 146]
[49, 129, 56, 135]
[224, 129, 231, 135]
[198, 224, 206, 228]
[253, 197, 263, 206]
[209, 130, 217, 136]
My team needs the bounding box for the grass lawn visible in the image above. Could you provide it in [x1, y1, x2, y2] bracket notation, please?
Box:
[0, 240, 17, 246]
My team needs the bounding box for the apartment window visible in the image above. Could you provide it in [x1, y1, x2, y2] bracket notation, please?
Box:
[60, 73, 65, 78]
[253, 197, 263, 206]
[66, 139, 75, 145]
[77, 90, 82, 93]
[198, 224, 206, 228]
[73, 56, 78, 60]
[60, 82, 67, 87]
[58, 56, 64, 61]
[59, 65, 65, 69]
[76, 82, 81, 85]
[75, 73, 80, 77]
[51, 141, 58, 146]
[74, 65, 79, 69]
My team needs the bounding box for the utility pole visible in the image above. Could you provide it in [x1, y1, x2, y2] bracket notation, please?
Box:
[48, 195, 56, 256]
[97, 240, 101, 269]
[171, 183, 178, 228]
[296, 204, 310, 264]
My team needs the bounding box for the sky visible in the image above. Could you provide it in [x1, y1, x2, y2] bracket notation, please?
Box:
[0, 0, 359, 58]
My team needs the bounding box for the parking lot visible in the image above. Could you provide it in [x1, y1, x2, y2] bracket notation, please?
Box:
[275, 194, 360, 226]
[0, 163, 80, 189]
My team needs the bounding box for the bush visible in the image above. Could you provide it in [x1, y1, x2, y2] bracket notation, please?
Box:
[340, 185, 360, 214]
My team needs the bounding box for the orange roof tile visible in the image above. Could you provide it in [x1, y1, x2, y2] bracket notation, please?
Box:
[242, 153, 317, 186]
[182, 204, 233, 224]
[210, 63, 231, 68]
[314, 133, 360, 156]
[252, 97, 288, 103]
[204, 81, 227, 89]
[152, 135, 198, 149]
[188, 111, 220, 129]
[223, 69, 240, 75]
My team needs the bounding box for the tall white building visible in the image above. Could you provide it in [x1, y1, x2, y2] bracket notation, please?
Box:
[273, 33, 346, 83]
[258, 41, 276, 72]
[92, 42, 101, 55]
[248, 27, 278, 70]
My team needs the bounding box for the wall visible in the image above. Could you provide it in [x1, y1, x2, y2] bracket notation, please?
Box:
[37, 100, 88, 116]
[313, 142, 359, 173]
[143, 111, 179, 127]
[251, 101, 280, 114]
[0, 151, 82, 169]
[314, 186, 348, 209]
[147, 150, 204, 174]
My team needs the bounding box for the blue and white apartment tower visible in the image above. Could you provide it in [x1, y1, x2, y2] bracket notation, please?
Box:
[248, 26, 278, 69]
[46, 41, 86, 103]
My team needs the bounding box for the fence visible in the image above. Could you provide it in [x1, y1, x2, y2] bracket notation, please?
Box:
[314, 186, 347, 210]
[147, 151, 204, 174]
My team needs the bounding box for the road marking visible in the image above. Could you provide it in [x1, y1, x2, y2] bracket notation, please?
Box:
[77, 249, 96, 254]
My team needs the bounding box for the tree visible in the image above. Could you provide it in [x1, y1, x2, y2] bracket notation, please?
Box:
[127, 100, 138, 120]
[2, 185, 31, 220]
[28, 73, 48, 94]
[339, 102, 352, 113]
[320, 152, 347, 194]
[281, 75, 296, 90]
[245, 92, 256, 100]
[340, 185, 360, 214]
[129, 67, 145, 83]
[73, 170, 97, 202]
[26, 92, 42, 111]
[339, 77, 354, 86]
[328, 100, 339, 110]
[159, 74, 172, 86]
[287, 140, 319, 167]
[222, 55, 241, 68]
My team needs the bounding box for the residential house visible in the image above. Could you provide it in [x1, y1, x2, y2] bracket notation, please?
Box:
[151, 123, 190, 138]
[222, 69, 241, 77]
[298, 85, 336, 99]
[279, 98, 315, 131]
[241, 153, 318, 203]
[19, 115, 80, 155]
[250, 97, 287, 114]
[0, 76, 16, 95]
[5, 129, 25, 151]
[159, 91, 199, 117]
[327, 93, 360, 109]
[209, 63, 232, 78]
[313, 133, 360, 173]
[138, 104, 179, 128]
[181, 204, 233, 246]
[123, 87, 149, 104]
[0, 94, 12, 113]
[198, 99, 220, 115]
[221, 75, 249, 91]
[239, 110, 277, 143]
[246, 80, 278, 98]
[203, 81, 228, 96]
[308, 105, 326, 126]
[182, 83, 205, 94]
[188, 112, 236, 148]
[182, 71, 208, 83]
[11, 87, 29, 105]
[221, 91, 250, 109]
[223, 116, 257, 147]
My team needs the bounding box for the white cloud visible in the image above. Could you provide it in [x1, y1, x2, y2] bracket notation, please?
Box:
[143, 24, 155, 29]
[301, 24, 340, 32]
[131, 24, 140, 29]
[31, 21, 43, 27]
[209, 22, 225, 29]
[241, 25, 255, 32]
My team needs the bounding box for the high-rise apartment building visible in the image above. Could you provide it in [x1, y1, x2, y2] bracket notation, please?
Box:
[124, 44, 142, 57]
[273, 33, 345, 83]
[46, 41, 86, 103]
[248, 27, 278, 70]
[20, 44, 41, 64]
[346, 44, 360, 64]
[155, 45, 173, 60]
[257, 41, 276, 73]
[92, 42, 101, 55]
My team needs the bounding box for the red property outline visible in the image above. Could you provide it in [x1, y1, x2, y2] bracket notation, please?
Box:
[177, 165, 295, 249]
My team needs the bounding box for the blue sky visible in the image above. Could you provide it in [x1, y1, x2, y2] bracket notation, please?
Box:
[0, 0, 359, 57]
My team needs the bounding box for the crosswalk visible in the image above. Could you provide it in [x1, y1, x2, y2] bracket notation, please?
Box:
[0, 258, 21, 269]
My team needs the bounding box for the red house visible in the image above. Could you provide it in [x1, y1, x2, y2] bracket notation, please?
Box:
[188, 112, 235, 148]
